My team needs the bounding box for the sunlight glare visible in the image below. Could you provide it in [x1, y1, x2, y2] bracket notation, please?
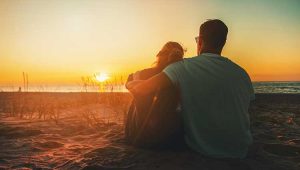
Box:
[96, 73, 109, 82]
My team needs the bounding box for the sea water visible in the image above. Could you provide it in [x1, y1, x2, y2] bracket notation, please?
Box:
[1, 82, 300, 94]
[253, 81, 300, 94]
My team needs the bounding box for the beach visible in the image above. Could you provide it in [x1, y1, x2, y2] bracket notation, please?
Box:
[0, 92, 299, 170]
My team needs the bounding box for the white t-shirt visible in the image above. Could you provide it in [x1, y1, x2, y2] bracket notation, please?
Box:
[163, 53, 254, 158]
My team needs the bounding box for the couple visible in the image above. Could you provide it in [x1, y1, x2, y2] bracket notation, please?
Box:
[125, 19, 255, 159]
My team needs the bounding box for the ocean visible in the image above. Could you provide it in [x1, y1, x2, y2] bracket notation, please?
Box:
[0, 82, 300, 94]
[252, 81, 300, 94]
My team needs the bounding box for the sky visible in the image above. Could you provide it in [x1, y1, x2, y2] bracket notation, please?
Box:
[0, 0, 300, 86]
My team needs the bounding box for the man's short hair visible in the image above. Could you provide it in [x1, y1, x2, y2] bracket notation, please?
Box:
[200, 19, 228, 49]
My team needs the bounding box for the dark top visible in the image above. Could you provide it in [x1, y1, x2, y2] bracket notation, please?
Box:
[125, 68, 183, 148]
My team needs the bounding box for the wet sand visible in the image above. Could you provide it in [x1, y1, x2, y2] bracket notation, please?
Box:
[0, 93, 300, 170]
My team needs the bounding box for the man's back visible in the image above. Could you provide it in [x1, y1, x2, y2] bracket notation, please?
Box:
[163, 53, 254, 158]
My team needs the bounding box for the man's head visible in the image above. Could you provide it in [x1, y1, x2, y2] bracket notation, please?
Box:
[197, 19, 228, 55]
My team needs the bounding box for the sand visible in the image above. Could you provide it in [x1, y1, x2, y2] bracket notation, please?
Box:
[0, 92, 300, 170]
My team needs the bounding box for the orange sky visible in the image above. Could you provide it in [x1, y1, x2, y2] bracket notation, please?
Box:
[1, 0, 300, 86]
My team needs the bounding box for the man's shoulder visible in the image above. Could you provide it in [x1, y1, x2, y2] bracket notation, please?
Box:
[173, 56, 199, 65]
[185, 55, 200, 61]
[225, 58, 252, 82]
[167, 59, 185, 68]
[229, 60, 249, 76]
[165, 56, 201, 71]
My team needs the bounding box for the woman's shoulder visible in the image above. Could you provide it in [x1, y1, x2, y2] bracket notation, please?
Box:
[131, 68, 160, 80]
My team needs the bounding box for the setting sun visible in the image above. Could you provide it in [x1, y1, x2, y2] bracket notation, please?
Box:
[96, 72, 109, 82]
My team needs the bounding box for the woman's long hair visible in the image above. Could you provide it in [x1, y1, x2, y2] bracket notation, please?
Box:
[155, 42, 185, 71]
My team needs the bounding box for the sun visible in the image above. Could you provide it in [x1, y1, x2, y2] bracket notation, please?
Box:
[96, 72, 109, 82]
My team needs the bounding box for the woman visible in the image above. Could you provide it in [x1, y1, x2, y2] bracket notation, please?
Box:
[125, 41, 185, 149]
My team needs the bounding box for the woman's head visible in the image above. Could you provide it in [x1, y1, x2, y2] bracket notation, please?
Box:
[155, 41, 185, 70]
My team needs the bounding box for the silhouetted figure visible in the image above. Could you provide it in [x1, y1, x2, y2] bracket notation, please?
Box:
[125, 42, 185, 148]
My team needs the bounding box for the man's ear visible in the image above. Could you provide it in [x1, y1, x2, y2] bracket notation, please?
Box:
[197, 37, 202, 55]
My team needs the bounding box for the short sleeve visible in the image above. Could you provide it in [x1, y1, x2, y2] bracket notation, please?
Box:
[163, 62, 182, 86]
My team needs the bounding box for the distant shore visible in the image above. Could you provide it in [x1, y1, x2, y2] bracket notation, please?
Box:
[1, 91, 300, 100]
[1, 81, 300, 93]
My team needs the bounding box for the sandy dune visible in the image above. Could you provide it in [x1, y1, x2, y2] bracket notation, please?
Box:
[0, 93, 300, 170]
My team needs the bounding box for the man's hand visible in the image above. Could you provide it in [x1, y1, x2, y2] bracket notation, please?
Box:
[125, 80, 144, 90]
[128, 72, 173, 96]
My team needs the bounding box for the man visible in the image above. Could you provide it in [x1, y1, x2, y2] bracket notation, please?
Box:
[128, 19, 254, 158]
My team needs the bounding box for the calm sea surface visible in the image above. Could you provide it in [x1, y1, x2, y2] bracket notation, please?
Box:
[1, 82, 300, 94]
